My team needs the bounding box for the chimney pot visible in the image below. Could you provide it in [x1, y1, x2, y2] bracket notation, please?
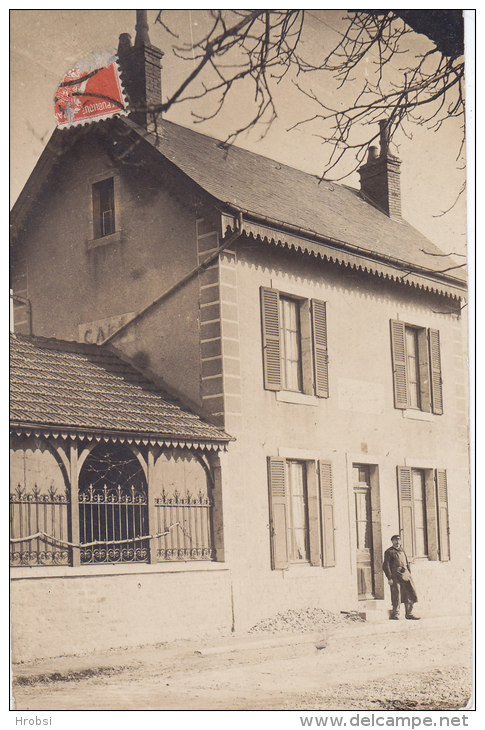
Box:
[118, 33, 132, 55]
[135, 9, 151, 47]
[367, 146, 379, 163]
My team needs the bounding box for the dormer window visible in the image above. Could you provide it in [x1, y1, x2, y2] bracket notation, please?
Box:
[92, 177, 115, 238]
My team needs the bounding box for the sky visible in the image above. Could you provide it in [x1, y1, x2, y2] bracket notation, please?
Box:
[10, 8, 469, 255]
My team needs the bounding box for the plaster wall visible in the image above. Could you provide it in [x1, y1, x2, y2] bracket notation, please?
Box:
[216, 240, 470, 628]
[14, 134, 202, 404]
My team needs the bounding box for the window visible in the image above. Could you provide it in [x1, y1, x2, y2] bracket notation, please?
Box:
[405, 327, 421, 409]
[92, 177, 115, 238]
[397, 466, 450, 562]
[267, 456, 335, 569]
[286, 461, 309, 561]
[280, 297, 303, 391]
[411, 469, 428, 557]
[390, 320, 443, 413]
[261, 287, 329, 397]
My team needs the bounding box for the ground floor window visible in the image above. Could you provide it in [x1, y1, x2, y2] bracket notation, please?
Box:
[267, 456, 335, 570]
[411, 469, 428, 558]
[397, 465, 449, 561]
[286, 460, 310, 562]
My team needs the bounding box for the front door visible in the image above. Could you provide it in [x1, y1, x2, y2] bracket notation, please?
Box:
[353, 464, 375, 600]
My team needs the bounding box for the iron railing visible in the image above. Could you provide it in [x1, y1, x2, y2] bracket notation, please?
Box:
[10, 483, 215, 565]
[10, 484, 70, 566]
[154, 489, 214, 560]
[79, 483, 149, 564]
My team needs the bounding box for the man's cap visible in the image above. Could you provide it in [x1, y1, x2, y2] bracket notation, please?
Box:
[391, 534, 401, 541]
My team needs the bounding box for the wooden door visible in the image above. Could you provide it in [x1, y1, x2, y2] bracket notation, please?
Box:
[353, 465, 375, 600]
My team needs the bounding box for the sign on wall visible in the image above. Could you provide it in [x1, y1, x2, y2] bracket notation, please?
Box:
[78, 312, 135, 345]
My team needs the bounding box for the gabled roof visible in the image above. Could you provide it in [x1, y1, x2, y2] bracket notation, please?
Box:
[11, 116, 466, 299]
[145, 118, 465, 284]
[10, 334, 230, 449]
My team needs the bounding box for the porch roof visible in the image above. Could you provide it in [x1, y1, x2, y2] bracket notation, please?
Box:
[10, 334, 231, 449]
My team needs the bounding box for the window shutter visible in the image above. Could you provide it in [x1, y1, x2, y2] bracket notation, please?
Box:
[267, 457, 288, 569]
[429, 329, 443, 414]
[397, 466, 414, 559]
[311, 299, 329, 398]
[306, 462, 322, 566]
[435, 469, 450, 561]
[390, 320, 408, 409]
[319, 460, 336, 566]
[417, 329, 432, 412]
[260, 287, 281, 391]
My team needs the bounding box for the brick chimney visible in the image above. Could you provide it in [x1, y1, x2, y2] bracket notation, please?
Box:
[358, 120, 402, 219]
[117, 10, 164, 129]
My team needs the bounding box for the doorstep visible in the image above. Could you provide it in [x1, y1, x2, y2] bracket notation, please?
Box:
[358, 598, 390, 623]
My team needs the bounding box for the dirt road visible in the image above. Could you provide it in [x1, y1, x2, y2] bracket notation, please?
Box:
[12, 615, 472, 711]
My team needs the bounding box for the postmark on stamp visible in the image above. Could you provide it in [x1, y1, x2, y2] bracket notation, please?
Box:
[54, 49, 128, 128]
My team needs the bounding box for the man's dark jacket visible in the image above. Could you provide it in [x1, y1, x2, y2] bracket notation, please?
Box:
[383, 545, 418, 603]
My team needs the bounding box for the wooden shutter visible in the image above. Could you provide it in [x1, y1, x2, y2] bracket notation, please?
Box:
[390, 320, 408, 409]
[429, 329, 443, 414]
[311, 299, 329, 398]
[417, 329, 432, 412]
[435, 469, 450, 561]
[397, 466, 414, 559]
[319, 460, 336, 566]
[267, 457, 288, 569]
[260, 287, 281, 391]
[306, 462, 322, 566]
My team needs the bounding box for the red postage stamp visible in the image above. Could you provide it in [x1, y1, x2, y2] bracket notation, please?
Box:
[54, 50, 128, 128]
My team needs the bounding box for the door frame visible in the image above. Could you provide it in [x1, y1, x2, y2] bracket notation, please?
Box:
[346, 453, 384, 600]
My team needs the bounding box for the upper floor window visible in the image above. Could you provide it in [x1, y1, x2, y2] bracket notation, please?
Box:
[390, 320, 443, 414]
[280, 296, 303, 391]
[261, 287, 329, 398]
[92, 177, 115, 238]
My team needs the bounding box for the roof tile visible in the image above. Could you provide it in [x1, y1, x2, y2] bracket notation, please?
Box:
[10, 334, 230, 443]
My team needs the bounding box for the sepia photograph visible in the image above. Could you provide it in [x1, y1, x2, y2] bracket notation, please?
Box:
[9, 7, 473, 718]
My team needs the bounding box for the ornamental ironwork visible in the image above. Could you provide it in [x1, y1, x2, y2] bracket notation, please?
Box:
[9, 483, 70, 566]
[154, 488, 215, 561]
[78, 483, 149, 564]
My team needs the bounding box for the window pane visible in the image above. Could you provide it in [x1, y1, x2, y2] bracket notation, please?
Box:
[355, 490, 372, 549]
[412, 469, 428, 557]
[286, 461, 309, 562]
[93, 178, 115, 238]
[280, 297, 302, 391]
[406, 327, 420, 408]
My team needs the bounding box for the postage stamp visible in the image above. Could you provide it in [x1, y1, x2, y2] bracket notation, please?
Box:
[54, 49, 128, 128]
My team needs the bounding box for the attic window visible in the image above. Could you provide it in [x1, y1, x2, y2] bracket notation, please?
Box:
[92, 178, 115, 238]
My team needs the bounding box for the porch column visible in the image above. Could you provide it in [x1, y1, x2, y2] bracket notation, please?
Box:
[209, 451, 225, 562]
[69, 443, 81, 567]
[147, 445, 158, 564]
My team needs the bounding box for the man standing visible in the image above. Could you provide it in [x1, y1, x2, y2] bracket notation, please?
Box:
[383, 534, 420, 620]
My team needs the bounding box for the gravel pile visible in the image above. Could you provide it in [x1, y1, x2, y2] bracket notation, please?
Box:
[249, 607, 364, 634]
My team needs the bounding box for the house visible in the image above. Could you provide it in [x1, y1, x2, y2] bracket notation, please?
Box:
[10, 13, 470, 662]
